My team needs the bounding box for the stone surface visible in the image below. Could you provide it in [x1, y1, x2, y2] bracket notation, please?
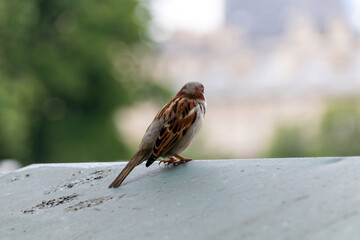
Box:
[1, 157, 360, 240]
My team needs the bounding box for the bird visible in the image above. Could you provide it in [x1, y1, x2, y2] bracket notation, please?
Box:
[108, 81, 206, 188]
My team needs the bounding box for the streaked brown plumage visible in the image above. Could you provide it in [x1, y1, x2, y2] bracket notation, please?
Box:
[108, 82, 206, 188]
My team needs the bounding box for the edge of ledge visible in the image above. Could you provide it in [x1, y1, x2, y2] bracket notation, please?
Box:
[8, 156, 358, 175]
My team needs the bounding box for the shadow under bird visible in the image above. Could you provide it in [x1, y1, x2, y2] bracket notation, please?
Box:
[109, 82, 207, 188]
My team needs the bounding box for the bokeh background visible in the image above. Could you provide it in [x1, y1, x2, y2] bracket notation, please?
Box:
[1, 0, 360, 173]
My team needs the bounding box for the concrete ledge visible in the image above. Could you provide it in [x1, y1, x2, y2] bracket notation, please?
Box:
[1, 157, 360, 239]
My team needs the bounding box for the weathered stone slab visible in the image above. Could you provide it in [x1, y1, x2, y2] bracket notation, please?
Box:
[1, 158, 360, 240]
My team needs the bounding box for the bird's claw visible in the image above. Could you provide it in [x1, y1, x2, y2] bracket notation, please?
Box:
[159, 155, 193, 166]
[159, 157, 179, 166]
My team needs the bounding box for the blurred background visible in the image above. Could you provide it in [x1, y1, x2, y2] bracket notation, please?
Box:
[1, 0, 360, 173]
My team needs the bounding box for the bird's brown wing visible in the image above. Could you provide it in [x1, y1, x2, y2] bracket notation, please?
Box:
[145, 97, 197, 167]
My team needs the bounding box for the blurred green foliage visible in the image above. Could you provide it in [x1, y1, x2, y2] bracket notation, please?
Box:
[0, 0, 170, 165]
[267, 125, 312, 158]
[316, 98, 360, 156]
[267, 98, 360, 158]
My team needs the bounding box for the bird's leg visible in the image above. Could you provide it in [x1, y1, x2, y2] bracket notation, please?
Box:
[159, 156, 181, 166]
[174, 154, 193, 163]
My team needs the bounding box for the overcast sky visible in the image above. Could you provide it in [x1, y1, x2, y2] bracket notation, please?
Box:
[151, 0, 360, 34]
[151, 0, 224, 33]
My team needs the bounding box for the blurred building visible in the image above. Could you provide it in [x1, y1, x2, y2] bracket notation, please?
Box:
[121, 0, 360, 158]
[225, 0, 345, 39]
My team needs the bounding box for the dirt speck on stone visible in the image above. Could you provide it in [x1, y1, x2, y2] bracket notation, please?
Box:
[44, 169, 111, 194]
[22, 193, 79, 214]
[65, 196, 113, 212]
[72, 171, 83, 176]
[7, 174, 31, 183]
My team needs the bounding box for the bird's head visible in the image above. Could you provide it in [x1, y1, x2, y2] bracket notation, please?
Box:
[176, 82, 205, 101]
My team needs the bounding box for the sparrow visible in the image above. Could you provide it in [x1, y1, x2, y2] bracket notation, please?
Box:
[109, 81, 206, 188]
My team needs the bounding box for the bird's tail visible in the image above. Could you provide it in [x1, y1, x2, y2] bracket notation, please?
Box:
[108, 150, 148, 188]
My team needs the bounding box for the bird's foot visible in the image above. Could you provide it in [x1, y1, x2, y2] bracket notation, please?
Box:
[174, 154, 193, 162]
[159, 157, 180, 166]
[159, 155, 193, 166]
